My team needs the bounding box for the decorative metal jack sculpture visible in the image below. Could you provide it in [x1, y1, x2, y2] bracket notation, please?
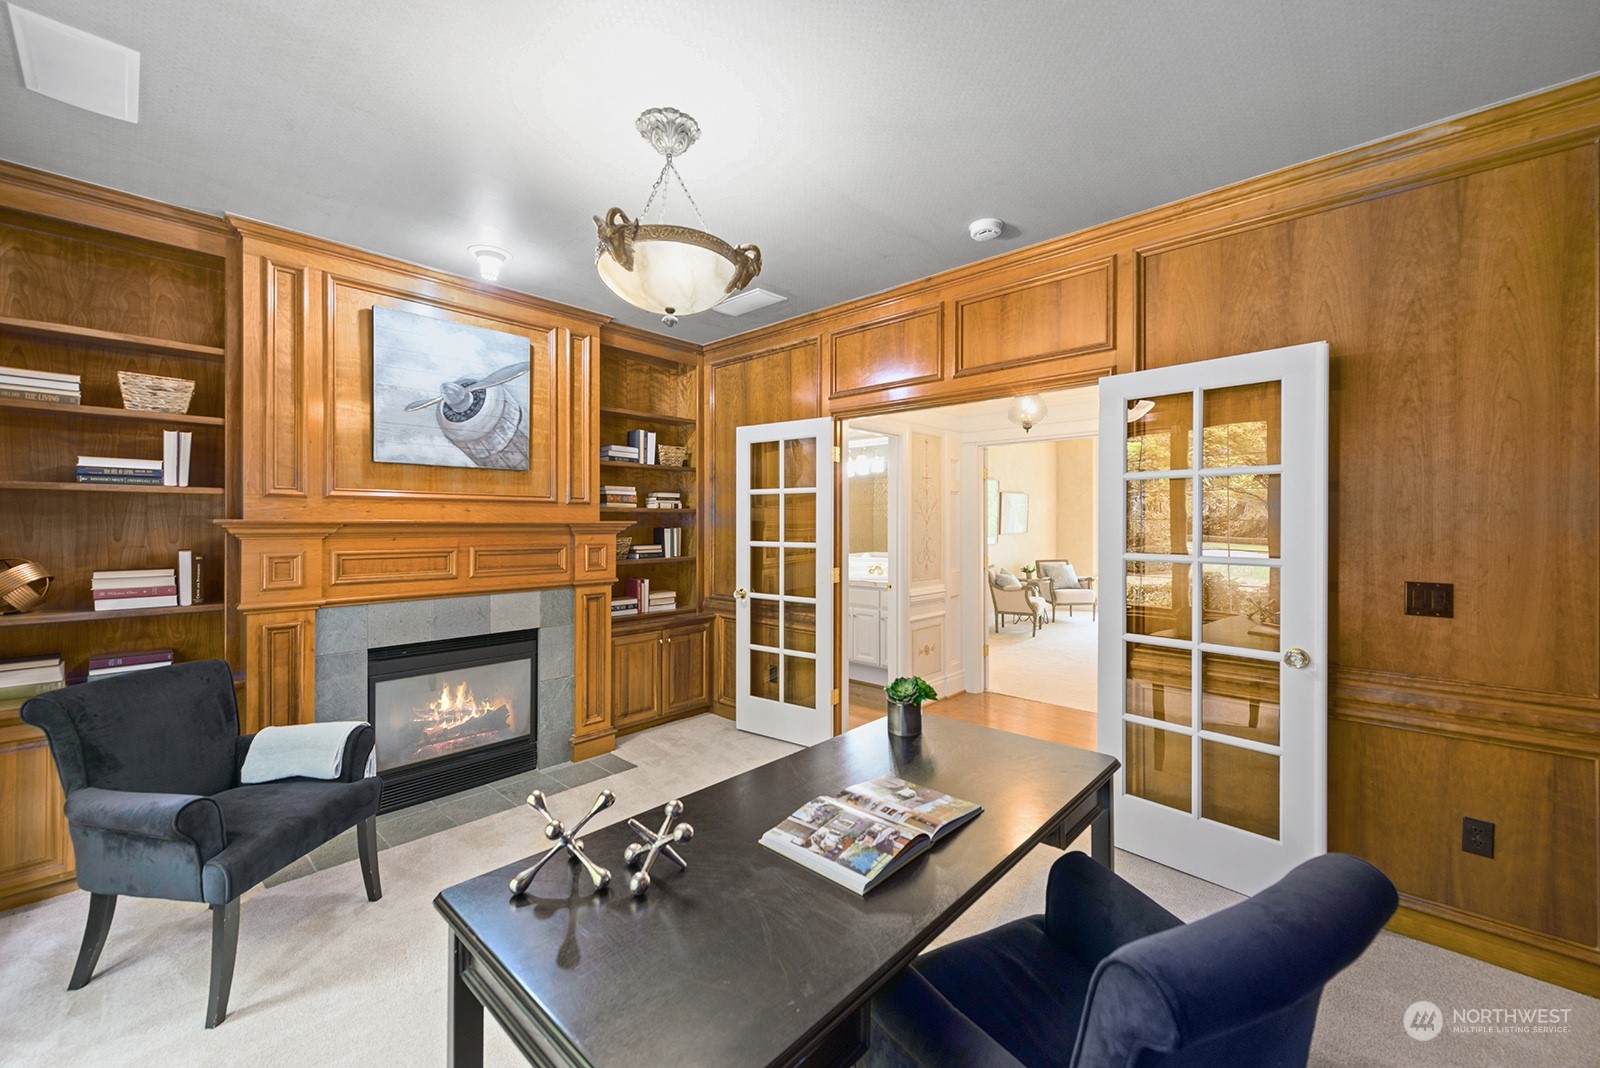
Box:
[509, 789, 615, 896]
[622, 799, 694, 896]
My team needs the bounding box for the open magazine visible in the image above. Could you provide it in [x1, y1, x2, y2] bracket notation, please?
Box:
[759, 776, 982, 894]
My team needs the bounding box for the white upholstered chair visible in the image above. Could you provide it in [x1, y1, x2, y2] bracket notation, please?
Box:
[988, 566, 1049, 635]
[1036, 559, 1097, 620]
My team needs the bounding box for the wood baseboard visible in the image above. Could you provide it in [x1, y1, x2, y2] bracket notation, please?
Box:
[570, 730, 617, 762]
[1389, 905, 1600, 997]
[0, 875, 75, 913]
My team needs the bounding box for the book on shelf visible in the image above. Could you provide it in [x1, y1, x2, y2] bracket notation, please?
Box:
[0, 677, 67, 702]
[626, 429, 658, 465]
[646, 590, 677, 612]
[75, 472, 166, 485]
[87, 649, 175, 672]
[759, 777, 983, 895]
[653, 528, 684, 557]
[178, 550, 204, 606]
[93, 593, 179, 611]
[0, 385, 80, 404]
[161, 430, 192, 486]
[610, 597, 640, 617]
[621, 576, 649, 608]
[92, 568, 178, 589]
[0, 365, 81, 387]
[625, 546, 665, 559]
[88, 653, 175, 678]
[0, 655, 66, 702]
[92, 584, 180, 600]
[599, 445, 641, 461]
[78, 455, 162, 471]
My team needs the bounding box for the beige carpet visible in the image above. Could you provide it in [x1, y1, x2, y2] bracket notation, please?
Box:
[2, 714, 1594, 1067]
[987, 608, 1098, 711]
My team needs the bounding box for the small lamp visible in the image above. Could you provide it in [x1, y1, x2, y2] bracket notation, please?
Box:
[468, 245, 510, 282]
[1006, 395, 1048, 433]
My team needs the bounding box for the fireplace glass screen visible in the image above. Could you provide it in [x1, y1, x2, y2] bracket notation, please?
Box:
[371, 653, 532, 774]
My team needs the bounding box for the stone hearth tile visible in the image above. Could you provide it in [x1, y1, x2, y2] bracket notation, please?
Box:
[540, 587, 574, 628]
[436, 785, 518, 827]
[307, 828, 360, 870]
[433, 595, 490, 641]
[491, 768, 563, 805]
[368, 598, 434, 647]
[488, 591, 540, 633]
[589, 752, 635, 775]
[537, 675, 575, 765]
[538, 624, 575, 681]
[263, 856, 316, 888]
[543, 760, 607, 790]
[376, 804, 455, 848]
[314, 650, 367, 721]
[315, 605, 368, 655]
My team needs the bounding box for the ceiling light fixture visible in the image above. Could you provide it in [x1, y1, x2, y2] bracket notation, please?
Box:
[468, 244, 509, 282]
[1006, 395, 1048, 433]
[595, 108, 762, 328]
[1127, 399, 1155, 422]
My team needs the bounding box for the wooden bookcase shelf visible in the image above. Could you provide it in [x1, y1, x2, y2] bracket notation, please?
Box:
[0, 397, 224, 426]
[0, 603, 224, 629]
[0, 480, 224, 495]
[0, 175, 236, 910]
[599, 344, 708, 733]
[0, 315, 226, 359]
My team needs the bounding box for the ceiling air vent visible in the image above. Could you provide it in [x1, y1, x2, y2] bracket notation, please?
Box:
[8, 4, 140, 123]
[712, 287, 788, 317]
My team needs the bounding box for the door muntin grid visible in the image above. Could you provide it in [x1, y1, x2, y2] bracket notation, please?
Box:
[748, 436, 819, 706]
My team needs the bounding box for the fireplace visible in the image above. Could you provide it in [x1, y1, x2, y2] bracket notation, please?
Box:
[367, 629, 538, 812]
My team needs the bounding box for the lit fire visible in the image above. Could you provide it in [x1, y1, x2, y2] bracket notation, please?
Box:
[418, 681, 513, 738]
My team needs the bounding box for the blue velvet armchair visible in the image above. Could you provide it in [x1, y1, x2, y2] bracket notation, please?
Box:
[869, 851, 1397, 1068]
[21, 660, 383, 1027]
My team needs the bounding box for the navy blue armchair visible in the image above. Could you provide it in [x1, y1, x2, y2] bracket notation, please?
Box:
[21, 660, 383, 1027]
[869, 851, 1397, 1068]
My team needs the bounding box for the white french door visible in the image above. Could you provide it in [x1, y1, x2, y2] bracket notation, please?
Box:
[735, 418, 835, 746]
[1096, 342, 1328, 894]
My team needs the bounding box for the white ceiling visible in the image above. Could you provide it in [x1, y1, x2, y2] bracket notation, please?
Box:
[3, 2, 1597, 345]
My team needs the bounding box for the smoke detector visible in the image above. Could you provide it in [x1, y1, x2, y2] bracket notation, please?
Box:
[968, 218, 1004, 242]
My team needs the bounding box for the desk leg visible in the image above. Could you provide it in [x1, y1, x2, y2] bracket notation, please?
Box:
[449, 932, 485, 1068]
[1091, 781, 1115, 870]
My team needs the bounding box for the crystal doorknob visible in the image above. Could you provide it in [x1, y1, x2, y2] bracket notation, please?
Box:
[734, 588, 747, 600]
[1283, 647, 1311, 669]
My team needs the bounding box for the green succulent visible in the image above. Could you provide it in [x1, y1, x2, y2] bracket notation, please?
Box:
[885, 676, 937, 704]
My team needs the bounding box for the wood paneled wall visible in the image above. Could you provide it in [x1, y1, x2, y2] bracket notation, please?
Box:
[229, 221, 622, 745]
[702, 78, 1600, 993]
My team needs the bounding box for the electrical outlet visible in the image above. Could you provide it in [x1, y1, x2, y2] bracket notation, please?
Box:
[1462, 817, 1495, 858]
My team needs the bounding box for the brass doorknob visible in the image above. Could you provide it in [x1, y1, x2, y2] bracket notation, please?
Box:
[1283, 647, 1311, 669]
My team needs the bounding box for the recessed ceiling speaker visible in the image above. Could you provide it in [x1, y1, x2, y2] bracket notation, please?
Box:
[968, 218, 1004, 242]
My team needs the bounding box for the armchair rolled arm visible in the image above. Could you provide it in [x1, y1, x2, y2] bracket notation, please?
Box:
[64, 787, 226, 860]
[235, 721, 375, 784]
[1043, 852, 1182, 967]
[870, 966, 1026, 1068]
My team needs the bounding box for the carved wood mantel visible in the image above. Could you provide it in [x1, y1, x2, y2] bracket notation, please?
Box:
[219, 520, 624, 750]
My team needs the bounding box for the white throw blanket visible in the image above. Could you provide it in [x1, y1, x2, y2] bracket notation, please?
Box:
[239, 721, 365, 783]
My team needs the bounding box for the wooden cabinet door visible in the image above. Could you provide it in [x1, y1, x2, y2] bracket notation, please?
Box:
[0, 718, 73, 908]
[611, 629, 663, 727]
[663, 623, 710, 714]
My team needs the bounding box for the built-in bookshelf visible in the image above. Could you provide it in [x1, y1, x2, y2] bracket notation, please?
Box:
[598, 340, 710, 732]
[0, 169, 236, 909]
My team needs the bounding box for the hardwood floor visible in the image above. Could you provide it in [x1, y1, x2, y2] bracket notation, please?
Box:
[847, 682, 1095, 749]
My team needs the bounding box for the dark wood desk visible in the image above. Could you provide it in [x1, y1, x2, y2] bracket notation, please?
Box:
[434, 715, 1118, 1068]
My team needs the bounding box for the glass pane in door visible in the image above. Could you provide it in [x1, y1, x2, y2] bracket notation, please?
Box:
[1126, 478, 1192, 554]
[1201, 382, 1280, 468]
[1201, 740, 1280, 839]
[749, 494, 780, 541]
[1125, 722, 1192, 812]
[1126, 393, 1194, 472]
[1200, 653, 1279, 745]
[749, 547, 780, 595]
[1126, 643, 1192, 726]
[1125, 561, 1191, 641]
[750, 648, 780, 702]
[751, 441, 780, 490]
[783, 439, 817, 488]
[1200, 474, 1279, 557]
[783, 602, 817, 653]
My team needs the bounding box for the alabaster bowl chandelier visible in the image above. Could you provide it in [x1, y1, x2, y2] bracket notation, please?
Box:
[595, 107, 761, 327]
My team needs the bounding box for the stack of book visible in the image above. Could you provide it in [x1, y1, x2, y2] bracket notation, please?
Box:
[610, 595, 640, 618]
[76, 455, 164, 486]
[599, 444, 640, 463]
[645, 491, 682, 510]
[626, 429, 658, 465]
[76, 431, 192, 487]
[92, 568, 179, 611]
[0, 655, 66, 704]
[600, 484, 638, 508]
[654, 528, 685, 557]
[621, 576, 650, 613]
[625, 543, 665, 561]
[0, 365, 80, 404]
[87, 648, 174, 679]
[646, 589, 678, 613]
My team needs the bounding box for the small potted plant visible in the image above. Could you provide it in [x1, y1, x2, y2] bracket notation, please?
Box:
[884, 676, 937, 737]
[1020, 565, 1037, 581]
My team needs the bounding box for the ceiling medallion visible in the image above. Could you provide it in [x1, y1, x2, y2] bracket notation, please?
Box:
[595, 107, 761, 327]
